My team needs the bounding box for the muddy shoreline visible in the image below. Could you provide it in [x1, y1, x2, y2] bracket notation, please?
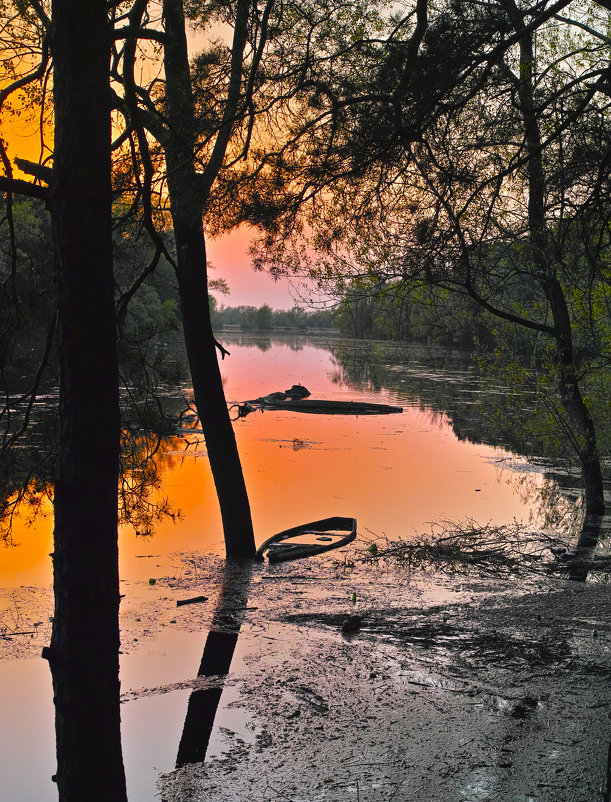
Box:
[3, 545, 611, 800]
[134, 546, 611, 801]
[161, 553, 610, 801]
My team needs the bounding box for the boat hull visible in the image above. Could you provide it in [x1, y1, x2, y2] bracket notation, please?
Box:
[255, 516, 357, 563]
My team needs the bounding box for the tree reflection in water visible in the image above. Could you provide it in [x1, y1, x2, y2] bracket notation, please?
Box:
[329, 338, 611, 568]
[2, 334, 610, 797]
[176, 559, 254, 766]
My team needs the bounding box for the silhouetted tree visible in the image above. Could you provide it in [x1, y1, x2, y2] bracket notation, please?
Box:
[1, 0, 128, 797]
[248, 0, 610, 529]
[160, 0, 256, 556]
[45, 0, 127, 797]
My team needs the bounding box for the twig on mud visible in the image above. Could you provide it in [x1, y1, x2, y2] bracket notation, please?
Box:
[1, 630, 37, 637]
[387, 778, 406, 801]
[263, 785, 297, 801]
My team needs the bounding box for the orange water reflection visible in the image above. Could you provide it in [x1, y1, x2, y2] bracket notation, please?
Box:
[1, 336, 555, 587]
[2, 497, 55, 586]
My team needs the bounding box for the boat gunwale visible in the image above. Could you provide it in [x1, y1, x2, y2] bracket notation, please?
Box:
[255, 516, 357, 563]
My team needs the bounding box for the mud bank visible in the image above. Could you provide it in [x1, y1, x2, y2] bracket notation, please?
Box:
[150, 548, 611, 802]
[3, 546, 610, 801]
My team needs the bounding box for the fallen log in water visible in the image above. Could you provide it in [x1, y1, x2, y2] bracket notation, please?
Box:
[233, 384, 403, 417]
[255, 398, 403, 415]
[263, 398, 403, 414]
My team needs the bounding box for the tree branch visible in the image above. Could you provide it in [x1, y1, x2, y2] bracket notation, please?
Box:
[14, 158, 53, 184]
[215, 339, 231, 359]
[113, 26, 166, 43]
[199, 0, 250, 198]
[0, 176, 48, 201]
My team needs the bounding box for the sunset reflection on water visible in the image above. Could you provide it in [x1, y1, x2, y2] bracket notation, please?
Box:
[2, 334, 551, 587]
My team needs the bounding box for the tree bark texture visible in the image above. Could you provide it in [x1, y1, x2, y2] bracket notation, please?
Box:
[544, 275, 606, 517]
[163, 0, 255, 557]
[48, 0, 127, 798]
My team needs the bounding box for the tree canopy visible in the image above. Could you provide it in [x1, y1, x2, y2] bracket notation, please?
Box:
[241, 0, 610, 522]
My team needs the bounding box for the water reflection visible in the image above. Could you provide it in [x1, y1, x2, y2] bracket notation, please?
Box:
[2, 333, 609, 588]
[328, 339, 518, 450]
[220, 330, 306, 352]
[176, 560, 253, 766]
[0, 388, 57, 547]
[119, 432, 183, 539]
[324, 337, 611, 573]
[2, 333, 611, 800]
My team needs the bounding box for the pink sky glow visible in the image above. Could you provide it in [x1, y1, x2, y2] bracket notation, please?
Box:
[207, 226, 313, 310]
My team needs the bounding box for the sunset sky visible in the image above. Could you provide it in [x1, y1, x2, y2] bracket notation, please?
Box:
[2, 29, 306, 312]
[207, 227, 308, 310]
[4, 125, 304, 310]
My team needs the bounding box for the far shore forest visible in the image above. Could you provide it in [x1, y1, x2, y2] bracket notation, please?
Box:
[0, 1, 610, 800]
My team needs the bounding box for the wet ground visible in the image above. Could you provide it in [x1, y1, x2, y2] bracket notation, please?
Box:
[2, 542, 611, 801]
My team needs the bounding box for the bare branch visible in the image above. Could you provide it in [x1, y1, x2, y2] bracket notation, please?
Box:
[113, 26, 166, 43]
[214, 339, 230, 360]
[14, 158, 52, 183]
[0, 175, 48, 201]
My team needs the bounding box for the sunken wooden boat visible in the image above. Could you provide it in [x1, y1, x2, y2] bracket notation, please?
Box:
[260, 398, 403, 415]
[255, 516, 357, 563]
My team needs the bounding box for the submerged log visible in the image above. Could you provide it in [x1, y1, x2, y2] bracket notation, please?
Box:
[262, 398, 403, 414]
[245, 397, 402, 415]
[238, 385, 402, 416]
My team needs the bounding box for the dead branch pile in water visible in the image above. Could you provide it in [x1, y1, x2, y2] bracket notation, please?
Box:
[363, 519, 570, 577]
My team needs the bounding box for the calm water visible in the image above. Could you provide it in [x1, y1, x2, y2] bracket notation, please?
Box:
[2, 332, 577, 588]
[0, 332, 586, 800]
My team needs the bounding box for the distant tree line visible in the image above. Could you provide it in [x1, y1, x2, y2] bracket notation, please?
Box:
[211, 301, 336, 331]
[2, 0, 609, 797]
[332, 265, 609, 361]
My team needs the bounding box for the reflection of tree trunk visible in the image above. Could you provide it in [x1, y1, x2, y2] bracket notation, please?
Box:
[47, 0, 126, 798]
[176, 560, 254, 766]
[163, 0, 255, 558]
[568, 513, 604, 582]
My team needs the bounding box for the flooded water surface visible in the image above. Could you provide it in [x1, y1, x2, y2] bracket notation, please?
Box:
[4, 333, 564, 588]
[0, 332, 596, 800]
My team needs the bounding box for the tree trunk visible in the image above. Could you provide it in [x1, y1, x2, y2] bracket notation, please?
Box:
[47, 0, 127, 798]
[506, 0, 605, 521]
[163, 0, 255, 557]
[544, 276, 605, 518]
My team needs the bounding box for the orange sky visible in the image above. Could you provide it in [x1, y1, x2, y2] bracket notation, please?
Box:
[1, 112, 297, 308]
[1, 19, 300, 310]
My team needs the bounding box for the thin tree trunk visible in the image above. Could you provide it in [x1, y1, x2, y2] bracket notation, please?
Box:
[544, 275, 605, 517]
[163, 0, 255, 557]
[46, 0, 127, 797]
[506, 0, 605, 520]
